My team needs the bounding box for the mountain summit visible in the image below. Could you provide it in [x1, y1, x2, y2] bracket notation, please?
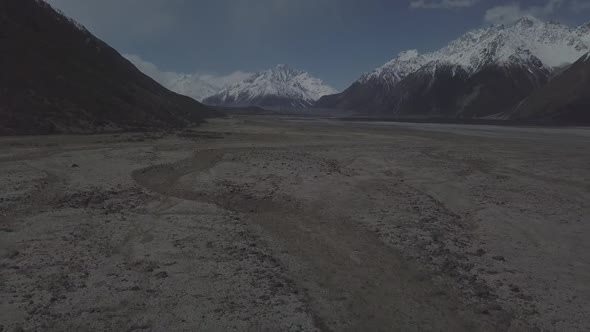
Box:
[317, 17, 590, 118]
[203, 65, 336, 108]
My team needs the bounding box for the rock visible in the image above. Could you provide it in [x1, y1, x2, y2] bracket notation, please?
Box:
[71, 164, 79, 168]
[155, 271, 169, 279]
[476, 306, 491, 315]
[476, 303, 503, 315]
[473, 283, 491, 298]
[492, 255, 505, 262]
[509, 284, 521, 293]
[475, 248, 486, 256]
[7, 250, 19, 259]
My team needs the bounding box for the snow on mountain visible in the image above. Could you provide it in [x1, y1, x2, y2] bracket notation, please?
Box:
[359, 50, 430, 86]
[576, 22, 590, 46]
[360, 17, 590, 85]
[36, 0, 90, 34]
[318, 17, 590, 118]
[165, 71, 252, 102]
[124, 54, 252, 102]
[203, 64, 337, 108]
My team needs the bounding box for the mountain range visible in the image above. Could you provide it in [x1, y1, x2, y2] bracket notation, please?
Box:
[0, 0, 219, 135]
[114, 14, 590, 122]
[317, 17, 590, 122]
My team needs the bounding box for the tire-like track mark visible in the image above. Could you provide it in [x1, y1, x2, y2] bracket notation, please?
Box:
[133, 147, 502, 331]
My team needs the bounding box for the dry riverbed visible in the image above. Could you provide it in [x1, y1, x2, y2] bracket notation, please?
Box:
[1, 117, 589, 331]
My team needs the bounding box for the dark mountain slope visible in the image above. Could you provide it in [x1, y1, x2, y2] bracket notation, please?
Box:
[315, 79, 393, 114]
[456, 62, 549, 118]
[362, 61, 548, 118]
[513, 53, 590, 123]
[382, 63, 470, 117]
[316, 61, 550, 119]
[0, 0, 219, 135]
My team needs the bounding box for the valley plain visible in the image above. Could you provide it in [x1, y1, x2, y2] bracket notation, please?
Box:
[1, 116, 589, 331]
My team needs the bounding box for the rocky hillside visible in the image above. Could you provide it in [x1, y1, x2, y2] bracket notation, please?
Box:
[512, 53, 590, 123]
[0, 0, 219, 135]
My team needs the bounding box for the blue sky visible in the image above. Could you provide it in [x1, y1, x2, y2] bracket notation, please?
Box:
[47, 0, 590, 90]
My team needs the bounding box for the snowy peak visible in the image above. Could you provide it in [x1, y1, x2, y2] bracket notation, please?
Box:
[359, 17, 590, 88]
[123, 54, 254, 102]
[359, 50, 430, 86]
[397, 50, 420, 61]
[126, 58, 335, 106]
[437, 17, 587, 70]
[269, 64, 304, 79]
[317, 17, 589, 118]
[514, 16, 541, 28]
[203, 65, 336, 108]
[576, 22, 590, 45]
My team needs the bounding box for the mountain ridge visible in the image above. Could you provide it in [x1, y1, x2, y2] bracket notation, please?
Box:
[316, 17, 590, 119]
[0, 0, 219, 135]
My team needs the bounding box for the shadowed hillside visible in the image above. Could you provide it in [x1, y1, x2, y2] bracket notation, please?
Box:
[513, 53, 590, 123]
[0, 0, 220, 135]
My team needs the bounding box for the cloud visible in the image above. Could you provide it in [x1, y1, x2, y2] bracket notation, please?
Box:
[410, 0, 480, 9]
[484, 3, 532, 25]
[484, 0, 589, 25]
[124, 54, 252, 101]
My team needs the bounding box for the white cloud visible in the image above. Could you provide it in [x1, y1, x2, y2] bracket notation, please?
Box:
[410, 0, 480, 9]
[484, 3, 531, 25]
[484, 0, 589, 25]
[124, 54, 252, 101]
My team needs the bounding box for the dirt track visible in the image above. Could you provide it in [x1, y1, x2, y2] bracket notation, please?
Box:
[1, 117, 589, 331]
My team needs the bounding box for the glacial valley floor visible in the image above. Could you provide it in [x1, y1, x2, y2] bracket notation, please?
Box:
[1, 116, 589, 331]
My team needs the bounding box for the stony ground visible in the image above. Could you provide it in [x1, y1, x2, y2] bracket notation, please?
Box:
[1, 117, 589, 331]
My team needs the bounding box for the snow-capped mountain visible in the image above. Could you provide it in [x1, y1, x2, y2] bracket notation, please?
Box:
[360, 17, 588, 84]
[358, 50, 429, 87]
[204, 64, 337, 108]
[123, 54, 252, 102]
[317, 17, 590, 118]
[576, 22, 590, 46]
[164, 71, 252, 102]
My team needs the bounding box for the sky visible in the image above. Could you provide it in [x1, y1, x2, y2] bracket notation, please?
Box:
[46, 0, 590, 91]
